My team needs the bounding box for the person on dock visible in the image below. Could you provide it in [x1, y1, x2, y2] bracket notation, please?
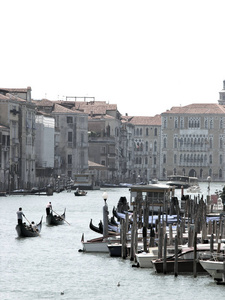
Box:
[46, 202, 52, 215]
[17, 207, 25, 224]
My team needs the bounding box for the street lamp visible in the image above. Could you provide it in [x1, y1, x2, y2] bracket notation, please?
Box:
[207, 176, 211, 197]
[102, 191, 108, 203]
[207, 176, 212, 211]
[102, 191, 108, 238]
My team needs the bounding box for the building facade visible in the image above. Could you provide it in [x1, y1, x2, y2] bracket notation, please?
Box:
[160, 103, 225, 181]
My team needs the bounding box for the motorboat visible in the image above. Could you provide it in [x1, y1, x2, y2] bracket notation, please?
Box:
[166, 175, 198, 189]
[199, 254, 225, 282]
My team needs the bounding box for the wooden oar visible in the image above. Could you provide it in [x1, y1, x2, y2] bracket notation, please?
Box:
[24, 215, 40, 235]
[52, 209, 70, 225]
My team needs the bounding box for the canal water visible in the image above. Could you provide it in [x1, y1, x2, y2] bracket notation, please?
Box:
[1, 182, 225, 300]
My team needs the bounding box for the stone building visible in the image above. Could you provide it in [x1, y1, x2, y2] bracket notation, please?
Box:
[35, 111, 55, 187]
[0, 125, 10, 191]
[160, 103, 225, 181]
[126, 115, 162, 183]
[0, 87, 36, 190]
[34, 99, 89, 185]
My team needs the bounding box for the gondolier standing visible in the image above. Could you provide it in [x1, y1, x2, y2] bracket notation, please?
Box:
[17, 207, 25, 224]
[46, 202, 52, 215]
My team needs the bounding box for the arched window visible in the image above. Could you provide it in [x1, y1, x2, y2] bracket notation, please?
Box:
[145, 141, 148, 151]
[220, 138, 223, 149]
[174, 154, 177, 164]
[219, 169, 222, 178]
[163, 154, 166, 164]
[154, 141, 157, 152]
[174, 137, 178, 149]
[209, 154, 212, 164]
[163, 137, 167, 148]
[136, 128, 139, 136]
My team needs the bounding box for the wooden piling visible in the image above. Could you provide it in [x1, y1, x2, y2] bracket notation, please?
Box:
[163, 233, 168, 274]
[174, 235, 178, 277]
[193, 231, 197, 278]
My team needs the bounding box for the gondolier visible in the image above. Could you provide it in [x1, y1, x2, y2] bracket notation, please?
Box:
[17, 207, 25, 224]
[46, 202, 52, 215]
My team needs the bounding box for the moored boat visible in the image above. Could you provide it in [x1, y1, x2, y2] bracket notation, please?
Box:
[46, 209, 66, 225]
[81, 234, 121, 253]
[89, 219, 103, 234]
[152, 244, 225, 274]
[16, 217, 43, 237]
[199, 255, 225, 282]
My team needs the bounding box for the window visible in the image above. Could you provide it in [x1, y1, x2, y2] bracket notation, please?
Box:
[154, 141, 157, 152]
[67, 116, 73, 124]
[163, 137, 167, 148]
[154, 128, 157, 136]
[174, 137, 178, 149]
[68, 155, 72, 164]
[174, 118, 178, 128]
[163, 154, 166, 164]
[220, 137, 223, 149]
[174, 154, 177, 164]
[145, 141, 148, 152]
[210, 118, 213, 129]
[68, 132, 72, 142]
[220, 155, 223, 164]
[146, 128, 149, 136]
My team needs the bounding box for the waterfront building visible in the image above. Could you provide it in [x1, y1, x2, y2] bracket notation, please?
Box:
[160, 103, 225, 181]
[0, 125, 10, 191]
[0, 87, 36, 190]
[35, 112, 55, 186]
[34, 99, 89, 184]
[126, 115, 161, 183]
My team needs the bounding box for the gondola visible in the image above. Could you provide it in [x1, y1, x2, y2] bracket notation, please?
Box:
[46, 209, 66, 225]
[89, 219, 103, 234]
[74, 190, 87, 196]
[15, 216, 43, 237]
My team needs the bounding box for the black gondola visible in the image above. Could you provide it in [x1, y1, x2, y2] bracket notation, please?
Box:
[74, 190, 87, 196]
[46, 209, 66, 225]
[15, 217, 43, 237]
[89, 219, 103, 234]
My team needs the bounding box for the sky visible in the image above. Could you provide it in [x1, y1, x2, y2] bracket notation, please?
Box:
[2, 0, 225, 117]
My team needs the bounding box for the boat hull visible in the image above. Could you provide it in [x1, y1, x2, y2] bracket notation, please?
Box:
[152, 259, 207, 274]
[199, 260, 225, 281]
[16, 218, 42, 237]
[46, 210, 65, 226]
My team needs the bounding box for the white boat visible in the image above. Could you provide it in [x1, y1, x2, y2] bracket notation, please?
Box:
[166, 175, 198, 189]
[186, 185, 201, 193]
[136, 243, 225, 268]
[81, 234, 121, 253]
[199, 255, 225, 282]
[136, 246, 182, 268]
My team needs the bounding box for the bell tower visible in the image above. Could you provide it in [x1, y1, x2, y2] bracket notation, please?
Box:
[218, 80, 225, 105]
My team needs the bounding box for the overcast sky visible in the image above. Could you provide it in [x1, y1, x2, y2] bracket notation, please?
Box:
[2, 0, 225, 116]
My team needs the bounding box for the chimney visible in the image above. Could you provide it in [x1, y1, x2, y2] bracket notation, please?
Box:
[27, 86, 32, 102]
